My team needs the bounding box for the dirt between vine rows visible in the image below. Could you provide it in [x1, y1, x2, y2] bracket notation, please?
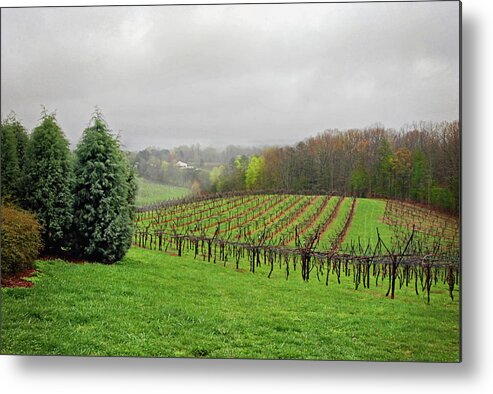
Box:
[271, 196, 319, 244]
[248, 195, 305, 239]
[147, 194, 258, 229]
[284, 196, 330, 244]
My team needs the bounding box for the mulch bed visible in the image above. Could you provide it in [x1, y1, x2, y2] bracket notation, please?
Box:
[2, 254, 91, 289]
[1, 269, 38, 288]
[39, 255, 88, 264]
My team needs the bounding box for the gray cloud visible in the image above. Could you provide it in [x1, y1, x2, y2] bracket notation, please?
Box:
[1, 1, 459, 151]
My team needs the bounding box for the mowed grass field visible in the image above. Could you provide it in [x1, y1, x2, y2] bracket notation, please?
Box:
[135, 178, 190, 206]
[1, 247, 459, 361]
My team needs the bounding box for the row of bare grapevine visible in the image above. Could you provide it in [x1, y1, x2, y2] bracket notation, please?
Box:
[133, 193, 459, 303]
[383, 199, 459, 249]
[133, 224, 459, 303]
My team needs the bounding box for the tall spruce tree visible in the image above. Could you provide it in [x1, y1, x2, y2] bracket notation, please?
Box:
[72, 112, 135, 263]
[11, 118, 29, 174]
[0, 120, 20, 201]
[1, 113, 29, 202]
[23, 111, 74, 252]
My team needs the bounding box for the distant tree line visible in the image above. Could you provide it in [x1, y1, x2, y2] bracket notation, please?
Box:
[128, 144, 262, 192]
[209, 121, 460, 214]
[167, 144, 262, 167]
[129, 147, 209, 191]
[1, 109, 136, 264]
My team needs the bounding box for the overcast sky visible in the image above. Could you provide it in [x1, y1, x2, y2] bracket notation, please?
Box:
[1, 1, 460, 151]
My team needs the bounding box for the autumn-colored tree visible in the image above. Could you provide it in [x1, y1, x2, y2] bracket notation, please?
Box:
[191, 179, 202, 195]
[200, 121, 459, 213]
[391, 148, 412, 199]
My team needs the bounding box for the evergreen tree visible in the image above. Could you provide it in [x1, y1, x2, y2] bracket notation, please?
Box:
[3, 112, 29, 167]
[1, 113, 29, 202]
[410, 148, 432, 203]
[72, 112, 134, 263]
[375, 138, 394, 197]
[23, 111, 74, 252]
[350, 166, 369, 197]
[0, 121, 20, 200]
[12, 120, 29, 173]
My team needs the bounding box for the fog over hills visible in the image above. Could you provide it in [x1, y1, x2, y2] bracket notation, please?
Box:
[1, 2, 459, 150]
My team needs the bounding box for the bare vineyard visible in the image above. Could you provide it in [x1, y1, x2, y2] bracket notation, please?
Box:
[383, 199, 460, 250]
[134, 192, 460, 303]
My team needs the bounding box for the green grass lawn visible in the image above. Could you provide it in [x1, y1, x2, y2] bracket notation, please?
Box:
[342, 198, 394, 249]
[1, 247, 460, 361]
[136, 178, 190, 206]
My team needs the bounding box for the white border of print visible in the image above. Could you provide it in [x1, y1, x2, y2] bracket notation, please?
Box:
[1, 1, 491, 394]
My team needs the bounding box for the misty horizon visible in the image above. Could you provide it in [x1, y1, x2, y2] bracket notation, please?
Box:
[1, 2, 459, 151]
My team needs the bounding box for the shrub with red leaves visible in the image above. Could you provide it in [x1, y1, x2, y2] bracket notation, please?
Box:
[1, 205, 43, 276]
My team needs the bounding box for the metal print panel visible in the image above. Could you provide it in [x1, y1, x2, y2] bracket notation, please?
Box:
[0, 0, 461, 361]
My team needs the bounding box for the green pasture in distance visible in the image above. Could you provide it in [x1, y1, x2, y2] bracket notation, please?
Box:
[1, 247, 460, 361]
[136, 178, 190, 206]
